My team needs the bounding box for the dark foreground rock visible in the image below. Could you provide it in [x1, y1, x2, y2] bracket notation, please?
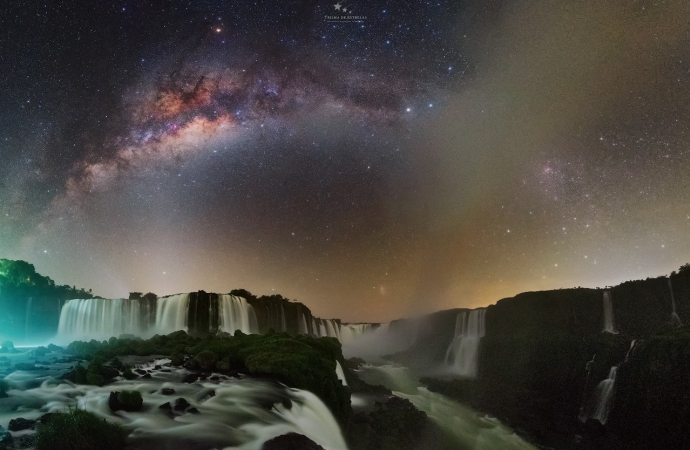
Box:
[262, 433, 325, 450]
[8, 418, 36, 431]
[347, 396, 456, 450]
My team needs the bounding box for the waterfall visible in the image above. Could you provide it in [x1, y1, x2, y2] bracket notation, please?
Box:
[219, 294, 258, 335]
[280, 303, 287, 332]
[335, 360, 348, 386]
[298, 309, 309, 334]
[312, 318, 319, 337]
[602, 291, 617, 333]
[668, 277, 682, 326]
[25, 297, 33, 340]
[319, 320, 328, 337]
[339, 324, 373, 343]
[625, 339, 637, 362]
[57, 298, 147, 341]
[444, 308, 487, 378]
[155, 293, 190, 334]
[591, 366, 618, 424]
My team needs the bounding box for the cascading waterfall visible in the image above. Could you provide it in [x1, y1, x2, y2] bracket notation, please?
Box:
[298, 309, 309, 334]
[58, 298, 148, 341]
[280, 303, 287, 332]
[219, 294, 259, 334]
[25, 297, 33, 340]
[339, 324, 373, 343]
[668, 277, 682, 326]
[445, 308, 487, 378]
[591, 366, 618, 424]
[335, 360, 348, 386]
[602, 290, 617, 333]
[155, 293, 190, 334]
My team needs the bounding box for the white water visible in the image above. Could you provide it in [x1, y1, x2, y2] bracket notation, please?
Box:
[339, 324, 373, 343]
[335, 361, 348, 386]
[357, 364, 536, 450]
[219, 295, 259, 335]
[668, 278, 682, 326]
[279, 303, 287, 332]
[298, 309, 309, 334]
[0, 357, 348, 450]
[625, 339, 637, 363]
[590, 366, 618, 425]
[444, 309, 487, 378]
[602, 291, 616, 333]
[155, 293, 190, 335]
[57, 298, 148, 342]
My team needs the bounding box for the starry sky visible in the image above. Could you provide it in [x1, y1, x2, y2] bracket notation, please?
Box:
[2, 0, 690, 322]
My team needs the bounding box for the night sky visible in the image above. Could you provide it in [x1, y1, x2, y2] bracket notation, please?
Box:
[2, 0, 690, 322]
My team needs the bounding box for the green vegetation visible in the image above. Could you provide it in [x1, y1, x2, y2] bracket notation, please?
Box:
[0, 259, 94, 299]
[65, 330, 351, 424]
[34, 409, 127, 450]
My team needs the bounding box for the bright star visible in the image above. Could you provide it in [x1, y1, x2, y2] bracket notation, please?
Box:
[334, 3, 342, 10]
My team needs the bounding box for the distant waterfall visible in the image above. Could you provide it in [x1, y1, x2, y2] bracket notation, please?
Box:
[624, 339, 637, 363]
[25, 297, 33, 340]
[219, 295, 258, 335]
[340, 324, 373, 343]
[279, 303, 287, 332]
[58, 298, 148, 341]
[602, 291, 617, 333]
[335, 360, 348, 386]
[155, 294, 190, 334]
[298, 309, 309, 334]
[591, 366, 618, 424]
[668, 278, 682, 326]
[445, 309, 487, 378]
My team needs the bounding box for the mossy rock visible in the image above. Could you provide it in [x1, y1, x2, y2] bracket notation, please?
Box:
[108, 390, 143, 412]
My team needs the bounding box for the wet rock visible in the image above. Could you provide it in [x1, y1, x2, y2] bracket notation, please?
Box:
[161, 388, 176, 395]
[154, 365, 162, 370]
[0, 432, 13, 450]
[187, 407, 199, 414]
[109, 390, 144, 412]
[262, 433, 325, 450]
[47, 344, 63, 352]
[8, 418, 36, 432]
[199, 374, 208, 381]
[159, 402, 172, 410]
[281, 398, 293, 409]
[142, 373, 152, 379]
[135, 369, 147, 375]
[210, 375, 220, 381]
[101, 366, 120, 380]
[0, 341, 16, 353]
[174, 398, 190, 411]
[182, 373, 199, 383]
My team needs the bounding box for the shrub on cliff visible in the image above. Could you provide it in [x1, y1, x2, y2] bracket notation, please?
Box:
[195, 350, 218, 371]
[34, 409, 126, 450]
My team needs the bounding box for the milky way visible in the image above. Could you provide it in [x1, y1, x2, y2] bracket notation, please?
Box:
[2, 0, 690, 321]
